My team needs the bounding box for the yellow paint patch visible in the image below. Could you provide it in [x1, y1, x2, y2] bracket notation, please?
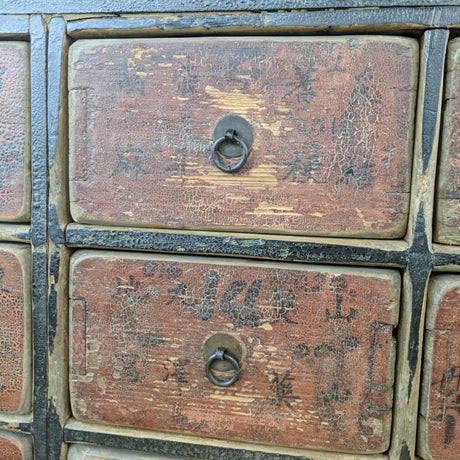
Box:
[265, 346, 278, 352]
[309, 212, 324, 217]
[134, 49, 153, 60]
[186, 163, 278, 191]
[136, 71, 147, 77]
[173, 54, 187, 59]
[277, 105, 291, 113]
[260, 120, 283, 135]
[226, 195, 250, 201]
[96, 376, 106, 393]
[355, 207, 386, 229]
[209, 394, 255, 403]
[158, 62, 173, 67]
[247, 202, 303, 216]
[205, 85, 267, 115]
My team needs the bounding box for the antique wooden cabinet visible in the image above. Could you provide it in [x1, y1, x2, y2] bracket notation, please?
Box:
[1, 3, 460, 460]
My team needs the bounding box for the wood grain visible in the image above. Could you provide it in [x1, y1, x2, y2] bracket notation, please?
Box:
[436, 38, 460, 245]
[70, 250, 400, 453]
[418, 276, 460, 460]
[0, 245, 31, 414]
[0, 42, 30, 222]
[69, 36, 417, 237]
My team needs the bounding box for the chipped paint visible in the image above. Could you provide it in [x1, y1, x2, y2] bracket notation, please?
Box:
[247, 202, 303, 217]
[69, 252, 399, 452]
[260, 120, 283, 135]
[205, 85, 267, 115]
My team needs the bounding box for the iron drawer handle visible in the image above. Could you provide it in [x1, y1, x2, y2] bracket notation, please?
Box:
[205, 347, 240, 387]
[211, 129, 249, 173]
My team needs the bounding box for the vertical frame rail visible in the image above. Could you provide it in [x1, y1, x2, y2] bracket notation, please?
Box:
[47, 16, 70, 460]
[44, 10, 460, 460]
[0, 14, 48, 459]
[30, 14, 49, 460]
[390, 29, 449, 460]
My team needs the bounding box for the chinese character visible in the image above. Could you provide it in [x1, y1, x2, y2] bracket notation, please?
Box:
[269, 371, 300, 409]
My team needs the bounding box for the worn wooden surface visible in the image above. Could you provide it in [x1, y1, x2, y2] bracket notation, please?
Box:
[63, 417, 389, 460]
[436, 38, 460, 245]
[0, 245, 30, 414]
[0, 431, 33, 460]
[68, 443, 185, 459]
[418, 276, 460, 459]
[388, 30, 449, 460]
[69, 36, 417, 237]
[70, 250, 400, 453]
[0, 42, 30, 222]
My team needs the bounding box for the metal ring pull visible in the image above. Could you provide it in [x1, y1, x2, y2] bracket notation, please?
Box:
[211, 130, 249, 173]
[205, 347, 240, 387]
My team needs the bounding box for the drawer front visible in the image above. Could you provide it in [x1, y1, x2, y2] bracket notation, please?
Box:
[419, 276, 460, 460]
[436, 38, 460, 244]
[70, 251, 400, 453]
[68, 444, 185, 459]
[69, 36, 417, 237]
[0, 42, 30, 222]
[0, 431, 33, 460]
[0, 245, 31, 414]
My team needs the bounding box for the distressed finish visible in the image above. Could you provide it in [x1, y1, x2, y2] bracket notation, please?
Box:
[68, 443, 185, 459]
[0, 42, 30, 222]
[70, 250, 400, 453]
[0, 431, 33, 459]
[0, 245, 31, 414]
[418, 276, 460, 460]
[69, 36, 417, 237]
[436, 38, 460, 245]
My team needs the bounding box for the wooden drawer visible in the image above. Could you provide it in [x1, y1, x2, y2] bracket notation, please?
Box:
[418, 276, 460, 460]
[69, 36, 417, 238]
[0, 42, 30, 222]
[0, 431, 33, 459]
[0, 244, 31, 414]
[435, 38, 460, 245]
[70, 250, 400, 453]
[68, 444, 185, 459]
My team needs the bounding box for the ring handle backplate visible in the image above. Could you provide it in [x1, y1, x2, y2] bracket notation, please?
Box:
[205, 347, 240, 387]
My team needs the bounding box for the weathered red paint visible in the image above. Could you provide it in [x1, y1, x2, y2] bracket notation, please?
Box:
[436, 38, 460, 244]
[70, 250, 400, 453]
[0, 435, 27, 460]
[0, 42, 29, 221]
[69, 37, 417, 237]
[0, 246, 29, 413]
[424, 276, 460, 459]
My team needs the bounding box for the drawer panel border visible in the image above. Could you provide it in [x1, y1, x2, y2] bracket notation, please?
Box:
[43, 10, 460, 460]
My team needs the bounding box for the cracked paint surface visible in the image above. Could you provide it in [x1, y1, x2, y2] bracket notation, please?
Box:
[0, 42, 29, 221]
[69, 37, 417, 237]
[0, 247, 29, 413]
[69, 250, 400, 453]
[421, 276, 460, 459]
[436, 38, 460, 244]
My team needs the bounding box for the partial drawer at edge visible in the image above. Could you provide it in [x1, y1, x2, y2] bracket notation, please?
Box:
[69, 36, 418, 238]
[0, 244, 31, 415]
[68, 444, 185, 459]
[0, 42, 30, 222]
[418, 276, 460, 460]
[70, 251, 400, 453]
[436, 38, 460, 244]
[0, 430, 33, 459]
